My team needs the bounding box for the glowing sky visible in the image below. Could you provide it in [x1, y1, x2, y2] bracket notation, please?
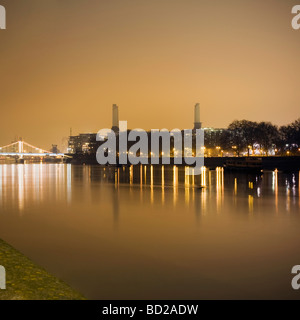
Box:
[0, 0, 299, 149]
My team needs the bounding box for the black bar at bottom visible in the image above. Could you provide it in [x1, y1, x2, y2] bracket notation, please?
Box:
[0, 300, 298, 319]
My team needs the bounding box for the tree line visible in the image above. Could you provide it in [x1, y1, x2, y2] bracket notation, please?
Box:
[205, 118, 300, 156]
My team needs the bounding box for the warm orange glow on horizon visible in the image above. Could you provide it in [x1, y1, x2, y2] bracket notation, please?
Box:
[0, 1, 299, 151]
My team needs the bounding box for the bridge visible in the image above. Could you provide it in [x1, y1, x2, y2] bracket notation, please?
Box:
[0, 140, 69, 161]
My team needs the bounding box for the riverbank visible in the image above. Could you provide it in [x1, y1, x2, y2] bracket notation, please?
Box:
[68, 154, 300, 172]
[0, 239, 85, 300]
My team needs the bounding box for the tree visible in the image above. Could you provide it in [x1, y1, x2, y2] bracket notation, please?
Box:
[290, 118, 300, 146]
[256, 122, 279, 155]
[219, 129, 232, 152]
[227, 120, 247, 156]
[274, 126, 287, 155]
[280, 118, 300, 155]
[238, 120, 258, 156]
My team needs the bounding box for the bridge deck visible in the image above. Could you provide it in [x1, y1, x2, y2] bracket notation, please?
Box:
[0, 153, 66, 157]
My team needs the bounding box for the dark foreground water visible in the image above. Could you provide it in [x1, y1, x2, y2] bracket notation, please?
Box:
[0, 163, 299, 299]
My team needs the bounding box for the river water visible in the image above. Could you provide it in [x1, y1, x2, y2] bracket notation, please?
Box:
[0, 163, 299, 299]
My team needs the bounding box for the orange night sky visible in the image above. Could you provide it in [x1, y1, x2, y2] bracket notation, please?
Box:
[0, 0, 299, 150]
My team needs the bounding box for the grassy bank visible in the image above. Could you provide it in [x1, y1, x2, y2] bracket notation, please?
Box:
[0, 239, 85, 300]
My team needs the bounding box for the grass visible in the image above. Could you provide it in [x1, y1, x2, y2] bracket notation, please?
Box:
[0, 239, 85, 300]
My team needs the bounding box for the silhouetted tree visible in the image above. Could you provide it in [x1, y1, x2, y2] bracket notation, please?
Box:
[274, 126, 287, 155]
[227, 120, 248, 156]
[206, 117, 299, 156]
[290, 118, 300, 146]
[219, 129, 232, 151]
[279, 118, 300, 154]
[256, 122, 279, 155]
[239, 120, 259, 156]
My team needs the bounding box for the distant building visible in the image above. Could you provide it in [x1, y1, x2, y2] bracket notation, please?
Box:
[50, 144, 60, 154]
[68, 133, 97, 154]
[204, 128, 225, 148]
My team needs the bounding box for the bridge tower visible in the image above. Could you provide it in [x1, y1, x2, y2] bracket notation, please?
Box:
[18, 140, 24, 153]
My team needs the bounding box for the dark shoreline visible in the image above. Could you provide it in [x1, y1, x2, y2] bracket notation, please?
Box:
[67, 155, 300, 172]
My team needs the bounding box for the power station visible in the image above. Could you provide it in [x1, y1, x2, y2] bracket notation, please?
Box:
[111, 103, 201, 132]
[68, 103, 203, 155]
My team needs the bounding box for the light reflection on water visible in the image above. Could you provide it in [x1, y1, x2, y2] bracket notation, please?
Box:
[0, 163, 299, 299]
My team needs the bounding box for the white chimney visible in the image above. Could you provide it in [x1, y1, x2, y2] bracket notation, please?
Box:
[112, 104, 119, 130]
[194, 103, 201, 129]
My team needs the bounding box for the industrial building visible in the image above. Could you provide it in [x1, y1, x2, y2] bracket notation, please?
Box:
[67, 103, 226, 161]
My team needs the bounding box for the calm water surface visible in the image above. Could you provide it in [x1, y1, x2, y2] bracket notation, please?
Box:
[0, 163, 299, 299]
